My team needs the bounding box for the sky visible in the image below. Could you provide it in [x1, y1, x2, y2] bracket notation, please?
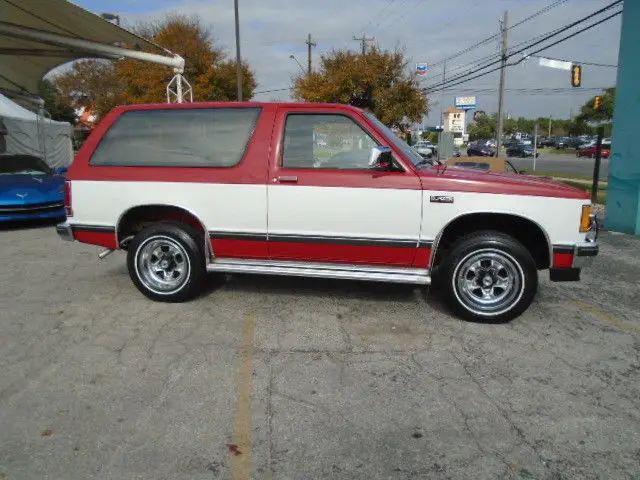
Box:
[72, 0, 622, 124]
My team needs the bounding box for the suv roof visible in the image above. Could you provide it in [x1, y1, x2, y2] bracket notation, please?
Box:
[110, 101, 368, 114]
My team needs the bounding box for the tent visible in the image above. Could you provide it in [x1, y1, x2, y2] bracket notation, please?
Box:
[0, 92, 73, 169]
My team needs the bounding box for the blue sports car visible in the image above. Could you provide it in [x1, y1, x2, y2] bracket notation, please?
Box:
[0, 154, 67, 222]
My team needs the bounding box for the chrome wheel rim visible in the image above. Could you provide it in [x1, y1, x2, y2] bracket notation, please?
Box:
[453, 248, 524, 316]
[135, 236, 191, 295]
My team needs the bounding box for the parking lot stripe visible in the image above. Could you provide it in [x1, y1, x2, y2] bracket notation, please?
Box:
[574, 301, 640, 334]
[231, 311, 256, 480]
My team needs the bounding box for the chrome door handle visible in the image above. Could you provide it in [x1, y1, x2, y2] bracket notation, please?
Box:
[277, 175, 298, 183]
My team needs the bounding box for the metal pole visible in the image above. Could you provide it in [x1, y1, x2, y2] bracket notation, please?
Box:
[439, 57, 446, 130]
[548, 115, 552, 137]
[591, 125, 604, 204]
[0, 21, 184, 71]
[533, 123, 538, 171]
[495, 10, 508, 157]
[306, 33, 316, 75]
[176, 74, 183, 103]
[234, 0, 243, 101]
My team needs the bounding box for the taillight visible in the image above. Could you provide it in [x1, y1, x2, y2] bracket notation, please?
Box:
[64, 181, 73, 216]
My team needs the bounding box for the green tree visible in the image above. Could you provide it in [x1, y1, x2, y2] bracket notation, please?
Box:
[292, 47, 428, 126]
[38, 79, 76, 124]
[577, 87, 616, 123]
[468, 112, 496, 141]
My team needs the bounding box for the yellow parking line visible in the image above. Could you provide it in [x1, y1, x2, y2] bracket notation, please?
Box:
[231, 311, 256, 480]
[574, 301, 640, 334]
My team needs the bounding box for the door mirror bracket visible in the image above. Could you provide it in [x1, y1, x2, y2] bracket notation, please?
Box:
[369, 145, 393, 172]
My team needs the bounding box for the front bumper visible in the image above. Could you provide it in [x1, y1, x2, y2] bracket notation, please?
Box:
[572, 242, 599, 268]
[56, 221, 75, 241]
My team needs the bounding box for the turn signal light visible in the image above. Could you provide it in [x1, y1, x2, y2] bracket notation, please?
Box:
[64, 181, 73, 217]
[580, 205, 592, 232]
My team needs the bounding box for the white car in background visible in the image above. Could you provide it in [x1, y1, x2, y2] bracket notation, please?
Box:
[414, 141, 435, 158]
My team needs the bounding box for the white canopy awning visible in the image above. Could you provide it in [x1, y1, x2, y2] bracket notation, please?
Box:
[0, 0, 184, 97]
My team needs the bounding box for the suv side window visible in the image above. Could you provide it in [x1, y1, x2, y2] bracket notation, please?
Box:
[90, 108, 261, 167]
[282, 114, 378, 170]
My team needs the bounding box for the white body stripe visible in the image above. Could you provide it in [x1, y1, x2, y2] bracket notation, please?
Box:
[71, 181, 267, 234]
[69, 181, 587, 247]
[421, 191, 588, 246]
[267, 185, 422, 240]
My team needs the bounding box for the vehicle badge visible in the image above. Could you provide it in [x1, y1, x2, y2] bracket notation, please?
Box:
[16, 193, 28, 199]
[430, 195, 454, 204]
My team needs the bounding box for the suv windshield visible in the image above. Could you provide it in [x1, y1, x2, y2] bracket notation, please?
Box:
[364, 112, 430, 167]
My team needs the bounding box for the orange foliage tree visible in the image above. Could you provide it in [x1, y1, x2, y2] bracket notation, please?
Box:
[293, 47, 427, 126]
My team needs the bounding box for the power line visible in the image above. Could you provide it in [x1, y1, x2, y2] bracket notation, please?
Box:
[379, 0, 429, 30]
[424, 1, 622, 93]
[428, 0, 573, 69]
[358, 0, 397, 33]
[425, 8, 622, 95]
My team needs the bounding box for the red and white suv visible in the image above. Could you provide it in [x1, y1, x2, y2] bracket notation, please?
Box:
[57, 102, 598, 322]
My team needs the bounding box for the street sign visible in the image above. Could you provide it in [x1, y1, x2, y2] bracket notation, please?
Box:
[416, 63, 428, 76]
[455, 96, 476, 110]
[538, 57, 572, 71]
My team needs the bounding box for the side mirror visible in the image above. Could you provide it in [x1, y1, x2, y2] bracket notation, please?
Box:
[369, 145, 393, 171]
[55, 167, 68, 175]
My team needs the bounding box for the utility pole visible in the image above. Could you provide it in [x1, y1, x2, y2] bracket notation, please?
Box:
[548, 115, 552, 137]
[353, 34, 375, 55]
[439, 57, 447, 129]
[234, 0, 243, 101]
[533, 123, 539, 172]
[495, 10, 508, 157]
[305, 33, 316, 75]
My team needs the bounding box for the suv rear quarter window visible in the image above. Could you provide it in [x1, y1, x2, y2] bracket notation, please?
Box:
[89, 107, 261, 167]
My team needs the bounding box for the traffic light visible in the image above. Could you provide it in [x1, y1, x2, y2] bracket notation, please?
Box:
[571, 64, 582, 87]
[594, 96, 602, 111]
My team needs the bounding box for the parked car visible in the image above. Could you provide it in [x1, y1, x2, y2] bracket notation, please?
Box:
[536, 137, 555, 148]
[506, 143, 539, 158]
[578, 140, 596, 150]
[0, 154, 67, 222]
[467, 141, 496, 157]
[56, 102, 598, 323]
[554, 137, 569, 149]
[413, 141, 434, 158]
[447, 157, 522, 174]
[576, 146, 611, 159]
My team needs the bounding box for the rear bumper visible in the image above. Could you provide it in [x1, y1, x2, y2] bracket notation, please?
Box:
[56, 221, 75, 241]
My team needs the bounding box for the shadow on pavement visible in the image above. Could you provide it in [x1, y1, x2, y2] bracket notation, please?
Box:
[0, 218, 62, 232]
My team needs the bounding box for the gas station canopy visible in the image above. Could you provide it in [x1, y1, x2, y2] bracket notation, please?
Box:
[0, 0, 184, 98]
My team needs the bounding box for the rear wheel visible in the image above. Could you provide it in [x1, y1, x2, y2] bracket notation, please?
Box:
[439, 231, 538, 322]
[127, 222, 206, 302]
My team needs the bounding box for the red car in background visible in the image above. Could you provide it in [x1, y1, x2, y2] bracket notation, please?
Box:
[577, 146, 611, 159]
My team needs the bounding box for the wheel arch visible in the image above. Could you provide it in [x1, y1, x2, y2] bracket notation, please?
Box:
[116, 204, 212, 260]
[430, 211, 552, 271]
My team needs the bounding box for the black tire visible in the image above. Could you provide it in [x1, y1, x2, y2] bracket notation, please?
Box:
[439, 231, 538, 323]
[127, 222, 206, 302]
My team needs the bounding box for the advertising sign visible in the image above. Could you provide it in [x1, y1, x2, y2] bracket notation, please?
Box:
[416, 63, 428, 76]
[455, 96, 476, 110]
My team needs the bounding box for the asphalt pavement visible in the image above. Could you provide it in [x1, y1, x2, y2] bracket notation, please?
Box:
[1, 223, 639, 479]
[505, 152, 609, 180]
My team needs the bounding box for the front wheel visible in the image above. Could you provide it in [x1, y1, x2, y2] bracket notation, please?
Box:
[127, 222, 206, 302]
[439, 231, 538, 323]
